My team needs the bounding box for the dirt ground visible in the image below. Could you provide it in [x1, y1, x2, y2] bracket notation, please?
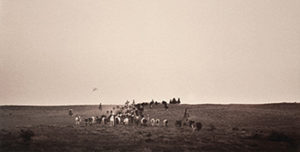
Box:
[0, 103, 299, 152]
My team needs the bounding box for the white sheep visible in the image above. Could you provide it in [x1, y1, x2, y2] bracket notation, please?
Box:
[140, 117, 147, 126]
[101, 117, 106, 125]
[75, 115, 81, 125]
[123, 117, 129, 125]
[115, 116, 121, 125]
[109, 115, 115, 126]
[163, 119, 168, 127]
[155, 119, 160, 126]
[150, 118, 155, 126]
[91, 116, 96, 124]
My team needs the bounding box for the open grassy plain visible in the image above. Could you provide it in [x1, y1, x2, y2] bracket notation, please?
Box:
[0, 103, 299, 152]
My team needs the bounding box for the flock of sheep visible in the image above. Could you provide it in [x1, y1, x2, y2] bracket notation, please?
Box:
[69, 100, 202, 132]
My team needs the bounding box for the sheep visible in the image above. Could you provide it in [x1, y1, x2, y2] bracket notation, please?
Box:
[155, 119, 160, 126]
[129, 115, 135, 124]
[101, 116, 107, 125]
[182, 118, 189, 126]
[175, 120, 182, 127]
[91, 116, 96, 124]
[123, 117, 129, 125]
[84, 117, 93, 126]
[115, 116, 121, 125]
[140, 117, 147, 126]
[150, 118, 155, 126]
[75, 115, 81, 125]
[96, 116, 102, 124]
[134, 116, 140, 126]
[147, 114, 150, 122]
[188, 120, 195, 127]
[163, 119, 168, 127]
[109, 115, 115, 126]
[191, 122, 202, 132]
[84, 118, 88, 126]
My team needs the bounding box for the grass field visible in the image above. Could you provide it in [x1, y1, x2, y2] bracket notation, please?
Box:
[0, 103, 299, 152]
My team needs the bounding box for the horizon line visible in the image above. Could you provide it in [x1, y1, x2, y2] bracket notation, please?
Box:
[0, 101, 299, 107]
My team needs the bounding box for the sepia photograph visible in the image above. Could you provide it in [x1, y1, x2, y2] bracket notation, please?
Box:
[0, 0, 299, 151]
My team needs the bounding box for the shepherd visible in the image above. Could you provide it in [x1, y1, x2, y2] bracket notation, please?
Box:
[163, 102, 168, 111]
[181, 108, 189, 126]
[99, 103, 102, 111]
[68, 109, 73, 116]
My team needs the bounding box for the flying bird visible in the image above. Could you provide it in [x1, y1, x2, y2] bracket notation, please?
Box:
[92, 88, 98, 92]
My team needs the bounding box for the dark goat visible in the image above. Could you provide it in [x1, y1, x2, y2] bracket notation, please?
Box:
[175, 120, 182, 127]
[192, 122, 202, 131]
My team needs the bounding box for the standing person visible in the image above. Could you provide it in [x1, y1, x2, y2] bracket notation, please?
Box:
[69, 109, 73, 116]
[150, 100, 154, 109]
[164, 103, 168, 111]
[99, 103, 102, 111]
[125, 100, 130, 108]
[183, 108, 189, 118]
[182, 108, 189, 126]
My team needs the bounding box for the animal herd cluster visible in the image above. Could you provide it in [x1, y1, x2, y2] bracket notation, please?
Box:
[70, 100, 169, 127]
[175, 108, 203, 132]
[175, 119, 202, 132]
[69, 99, 202, 132]
[73, 113, 168, 127]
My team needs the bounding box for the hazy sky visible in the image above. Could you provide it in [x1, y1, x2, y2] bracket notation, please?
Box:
[1, 0, 300, 105]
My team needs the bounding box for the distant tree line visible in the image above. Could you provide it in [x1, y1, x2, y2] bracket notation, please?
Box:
[133, 97, 181, 107]
[169, 98, 181, 104]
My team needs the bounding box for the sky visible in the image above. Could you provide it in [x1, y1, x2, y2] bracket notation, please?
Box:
[0, 0, 300, 105]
